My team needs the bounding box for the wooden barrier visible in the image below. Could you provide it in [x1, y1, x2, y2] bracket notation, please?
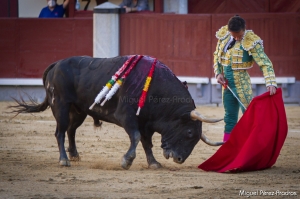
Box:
[0, 18, 93, 78]
[0, 13, 299, 103]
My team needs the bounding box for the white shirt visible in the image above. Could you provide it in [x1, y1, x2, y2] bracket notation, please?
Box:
[223, 36, 234, 52]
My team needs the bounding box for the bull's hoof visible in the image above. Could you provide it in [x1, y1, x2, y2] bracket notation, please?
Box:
[59, 159, 71, 167]
[149, 162, 162, 169]
[121, 157, 132, 170]
[69, 155, 80, 161]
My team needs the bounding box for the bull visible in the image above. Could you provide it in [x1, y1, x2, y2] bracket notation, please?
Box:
[10, 55, 223, 170]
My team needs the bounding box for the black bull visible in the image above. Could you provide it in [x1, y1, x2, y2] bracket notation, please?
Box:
[10, 55, 223, 170]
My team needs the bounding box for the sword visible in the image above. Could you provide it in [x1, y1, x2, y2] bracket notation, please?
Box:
[222, 80, 247, 110]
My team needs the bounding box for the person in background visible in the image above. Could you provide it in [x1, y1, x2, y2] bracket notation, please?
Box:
[119, 0, 149, 13]
[39, 0, 70, 18]
[213, 15, 277, 142]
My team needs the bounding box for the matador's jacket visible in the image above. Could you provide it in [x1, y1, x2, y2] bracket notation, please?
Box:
[213, 25, 277, 109]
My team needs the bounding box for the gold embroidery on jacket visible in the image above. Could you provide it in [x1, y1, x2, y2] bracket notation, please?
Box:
[216, 25, 229, 40]
[233, 71, 252, 108]
[241, 30, 263, 51]
[250, 44, 277, 87]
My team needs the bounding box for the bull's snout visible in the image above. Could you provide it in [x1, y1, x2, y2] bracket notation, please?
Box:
[163, 149, 185, 164]
[174, 155, 184, 164]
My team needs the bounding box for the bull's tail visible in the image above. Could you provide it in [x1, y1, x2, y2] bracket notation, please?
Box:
[8, 60, 58, 118]
[9, 95, 49, 118]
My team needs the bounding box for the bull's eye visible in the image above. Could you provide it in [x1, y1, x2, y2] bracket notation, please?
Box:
[187, 130, 193, 137]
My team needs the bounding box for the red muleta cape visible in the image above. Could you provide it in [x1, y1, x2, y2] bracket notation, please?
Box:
[198, 88, 288, 172]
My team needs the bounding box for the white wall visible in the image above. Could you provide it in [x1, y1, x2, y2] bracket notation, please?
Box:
[164, 0, 187, 14]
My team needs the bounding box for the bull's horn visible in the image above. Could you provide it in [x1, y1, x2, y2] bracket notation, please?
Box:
[190, 110, 223, 123]
[201, 133, 223, 146]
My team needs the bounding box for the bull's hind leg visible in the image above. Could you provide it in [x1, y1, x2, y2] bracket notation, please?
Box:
[51, 101, 71, 166]
[67, 105, 87, 161]
[114, 107, 140, 170]
[140, 132, 162, 169]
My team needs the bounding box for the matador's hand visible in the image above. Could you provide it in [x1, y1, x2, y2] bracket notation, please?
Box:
[216, 74, 226, 85]
[267, 86, 277, 95]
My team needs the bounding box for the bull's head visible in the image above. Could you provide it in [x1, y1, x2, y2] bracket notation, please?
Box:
[161, 110, 223, 164]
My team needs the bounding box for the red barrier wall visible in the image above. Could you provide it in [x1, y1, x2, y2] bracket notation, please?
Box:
[120, 14, 213, 77]
[120, 13, 300, 79]
[0, 18, 93, 78]
[0, 13, 299, 80]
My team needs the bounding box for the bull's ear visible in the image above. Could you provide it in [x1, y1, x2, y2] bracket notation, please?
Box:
[180, 112, 192, 122]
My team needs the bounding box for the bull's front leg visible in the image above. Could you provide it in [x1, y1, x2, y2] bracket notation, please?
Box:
[141, 133, 162, 169]
[121, 130, 141, 170]
[114, 105, 141, 170]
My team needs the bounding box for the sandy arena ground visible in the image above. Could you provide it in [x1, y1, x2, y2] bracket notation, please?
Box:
[0, 101, 299, 199]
